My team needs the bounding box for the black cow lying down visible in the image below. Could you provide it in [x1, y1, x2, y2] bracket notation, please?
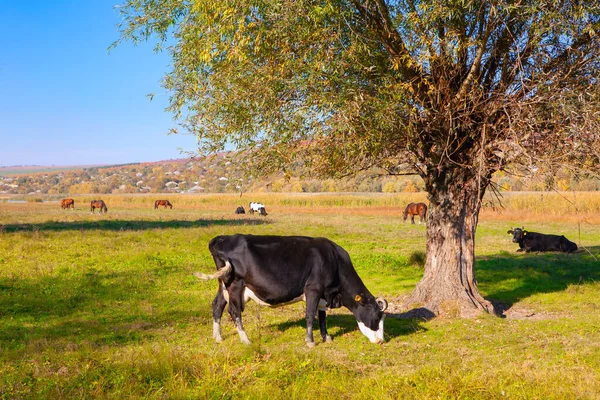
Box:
[195, 234, 388, 347]
[508, 227, 578, 253]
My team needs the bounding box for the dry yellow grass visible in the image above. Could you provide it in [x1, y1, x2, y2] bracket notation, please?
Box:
[5, 191, 600, 222]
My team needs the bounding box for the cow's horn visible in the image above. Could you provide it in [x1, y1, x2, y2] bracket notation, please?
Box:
[376, 297, 388, 311]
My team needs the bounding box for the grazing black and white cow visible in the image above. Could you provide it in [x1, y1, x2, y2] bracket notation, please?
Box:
[195, 234, 388, 347]
[235, 206, 245, 214]
[248, 202, 268, 216]
[507, 227, 578, 253]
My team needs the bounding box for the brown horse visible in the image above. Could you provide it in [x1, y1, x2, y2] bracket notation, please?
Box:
[90, 200, 108, 213]
[154, 199, 173, 209]
[403, 202, 427, 224]
[61, 198, 75, 209]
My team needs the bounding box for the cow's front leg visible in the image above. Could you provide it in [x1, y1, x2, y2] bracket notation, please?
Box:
[211, 285, 228, 343]
[304, 291, 321, 348]
[227, 280, 250, 344]
[318, 310, 332, 343]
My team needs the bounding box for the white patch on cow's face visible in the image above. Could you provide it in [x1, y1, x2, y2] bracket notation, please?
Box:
[357, 315, 385, 344]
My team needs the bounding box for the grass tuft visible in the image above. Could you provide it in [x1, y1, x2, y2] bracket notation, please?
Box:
[408, 251, 426, 268]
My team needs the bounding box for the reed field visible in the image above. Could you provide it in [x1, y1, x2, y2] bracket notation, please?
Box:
[1, 192, 600, 399]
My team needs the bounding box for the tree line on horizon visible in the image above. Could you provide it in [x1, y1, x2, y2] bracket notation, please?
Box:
[0, 155, 598, 196]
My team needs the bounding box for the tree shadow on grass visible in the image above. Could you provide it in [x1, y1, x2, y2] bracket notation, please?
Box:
[272, 314, 427, 342]
[0, 218, 270, 233]
[477, 246, 600, 316]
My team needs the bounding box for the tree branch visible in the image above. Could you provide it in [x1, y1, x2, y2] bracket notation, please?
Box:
[349, 0, 428, 100]
[456, 5, 497, 101]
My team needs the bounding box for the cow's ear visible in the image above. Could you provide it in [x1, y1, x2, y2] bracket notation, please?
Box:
[523, 230, 528, 235]
[507, 230, 513, 234]
[355, 294, 362, 302]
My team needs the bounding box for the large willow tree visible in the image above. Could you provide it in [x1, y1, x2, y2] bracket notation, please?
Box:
[116, 1, 600, 316]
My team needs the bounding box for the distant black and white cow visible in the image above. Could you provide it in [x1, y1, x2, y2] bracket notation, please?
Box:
[507, 227, 578, 253]
[235, 206, 245, 214]
[195, 234, 388, 347]
[248, 202, 268, 216]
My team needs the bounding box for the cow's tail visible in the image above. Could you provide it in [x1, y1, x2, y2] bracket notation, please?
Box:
[194, 261, 232, 281]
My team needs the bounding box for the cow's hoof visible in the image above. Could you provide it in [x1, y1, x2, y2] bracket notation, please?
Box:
[306, 341, 316, 348]
[214, 336, 223, 343]
[323, 335, 332, 343]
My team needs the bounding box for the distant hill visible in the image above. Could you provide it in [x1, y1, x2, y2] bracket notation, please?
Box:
[0, 156, 598, 195]
[0, 165, 106, 176]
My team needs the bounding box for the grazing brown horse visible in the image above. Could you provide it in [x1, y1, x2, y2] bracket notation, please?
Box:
[154, 199, 173, 209]
[403, 202, 427, 224]
[90, 200, 108, 213]
[61, 198, 75, 209]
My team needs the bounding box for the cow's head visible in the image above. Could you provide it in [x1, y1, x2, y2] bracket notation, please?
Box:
[352, 294, 387, 344]
[507, 227, 526, 243]
[561, 236, 578, 253]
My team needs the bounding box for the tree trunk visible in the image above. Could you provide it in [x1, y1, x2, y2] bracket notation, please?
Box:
[404, 167, 495, 317]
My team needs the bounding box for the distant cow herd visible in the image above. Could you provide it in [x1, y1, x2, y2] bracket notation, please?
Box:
[50, 196, 580, 346]
[58, 198, 579, 255]
[58, 198, 270, 216]
[233, 202, 268, 216]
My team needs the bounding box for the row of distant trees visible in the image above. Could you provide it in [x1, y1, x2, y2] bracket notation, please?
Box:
[1, 159, 598, 195]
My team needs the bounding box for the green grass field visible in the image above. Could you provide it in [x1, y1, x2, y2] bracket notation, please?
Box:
[1, 193, 599, 399]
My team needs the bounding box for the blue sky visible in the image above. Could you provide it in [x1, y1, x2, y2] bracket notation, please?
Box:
[0, 1, 199, 167]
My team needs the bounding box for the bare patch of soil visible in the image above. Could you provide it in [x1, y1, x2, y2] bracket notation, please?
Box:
[501, 305, 563, 321]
